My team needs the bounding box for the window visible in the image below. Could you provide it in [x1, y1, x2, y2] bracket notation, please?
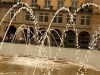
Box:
[86, 16, 91, 25]
[14, 0, 21, 3]
[80, 16, 85, 25]
[58, 1, 64, 9]
[80, 16, 91, 25]
[67, 15, 76, 24]
[44, 0, 50, 8]
[73, 16, 76, 24]
[39, 13, 49, 22]
[31, 0, 37, 7]
[31, 12, 35, 21]
[25, 12, 35, 21]
[53, 15, 57, 23]
[39, 13, 43, 22]
[67, 15, 70, 24]
[53, 14, 63, 23]
[25, 12, 30, 21]
[72, 2, 77, 9]
[58, 14, 62, 23]
[44, 13, 49, 22]
[9, 11, 16, 20]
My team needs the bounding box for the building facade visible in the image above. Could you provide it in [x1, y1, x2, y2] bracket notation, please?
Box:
[0, 0, 100, 49]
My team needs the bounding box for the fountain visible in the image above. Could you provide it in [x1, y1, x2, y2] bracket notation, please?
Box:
[91, 31, 99, 50]
[0, 1, 100, 75]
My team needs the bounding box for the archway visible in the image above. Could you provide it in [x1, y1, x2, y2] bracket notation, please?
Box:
[78, 31, 90, 48]
[38, 28, 46, 37]
[51, 29, 62, 46]
[64, 30, 76, 47]
[23, 27, 34, 44]
[6, 25, 16, 42]
[6, 25, 16, 35]
[38, 28, 47, 45]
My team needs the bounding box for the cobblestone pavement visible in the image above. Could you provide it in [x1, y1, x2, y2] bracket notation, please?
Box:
[0, 43, 100, 70]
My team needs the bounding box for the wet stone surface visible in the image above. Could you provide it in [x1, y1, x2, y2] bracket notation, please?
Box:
[0, 53, 100, 75]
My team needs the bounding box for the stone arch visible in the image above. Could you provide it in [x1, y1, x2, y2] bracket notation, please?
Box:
[51, 29, 62, 46]
[78, 31, 90, 48]
[64, 30, 76, 47]
[5, 25, 16, 42]
[38, 28, 46, 36]
[37, 28, 47, 45]
[6, 25, 16, 36]
[23, 27, 34, 38]
[23, 26, 34, 44]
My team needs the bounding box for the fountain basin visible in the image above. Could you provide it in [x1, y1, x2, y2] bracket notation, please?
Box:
[0, 54, 100, 75]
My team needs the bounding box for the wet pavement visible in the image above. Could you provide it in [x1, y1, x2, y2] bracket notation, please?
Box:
[0, 43, 100, 70]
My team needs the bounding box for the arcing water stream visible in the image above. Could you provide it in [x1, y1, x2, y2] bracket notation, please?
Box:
[0, 1, 100, 75]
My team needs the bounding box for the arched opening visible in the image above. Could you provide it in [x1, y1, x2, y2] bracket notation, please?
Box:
[38, 28, 47, 45]
[51, 29, 62, 46]
[78, 31, 90, 48]
[64, 30, 76, 47]
[38, 28, 46, 37]
[5, 25, 16, 42]
[23, 27, 34, 44]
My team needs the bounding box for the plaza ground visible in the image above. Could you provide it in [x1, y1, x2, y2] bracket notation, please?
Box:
[0, 43, 100, 70]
